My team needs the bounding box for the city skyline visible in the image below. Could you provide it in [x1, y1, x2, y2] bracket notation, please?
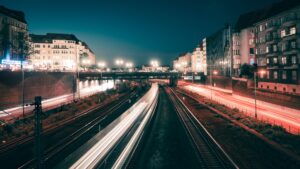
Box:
[2, 0, 280, 66]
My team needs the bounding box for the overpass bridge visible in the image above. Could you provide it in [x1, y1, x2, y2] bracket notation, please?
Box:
[79, 72, 182, 86]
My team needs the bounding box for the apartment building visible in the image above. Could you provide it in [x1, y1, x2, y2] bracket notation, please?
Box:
[29, 33, 95, 71]
[0, 6, 28, 63]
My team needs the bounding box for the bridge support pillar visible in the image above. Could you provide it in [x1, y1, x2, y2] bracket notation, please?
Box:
[169, 76, 178, 87]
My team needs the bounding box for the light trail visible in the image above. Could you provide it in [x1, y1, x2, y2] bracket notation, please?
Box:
[182, 83, 300, 134]
[70, 83, 159, 169]
[0, 80, 115, 119]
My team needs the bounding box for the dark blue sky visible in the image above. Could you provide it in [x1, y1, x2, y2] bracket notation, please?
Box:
[2, 0, 280, 66]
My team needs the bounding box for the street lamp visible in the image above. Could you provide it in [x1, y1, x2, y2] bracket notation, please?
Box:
[115, 59, 124, 71]
[150, 60, 159, 72]
[254, 69, 266, 119]
[210, 70, 218, 100]
[97, 61, 106, 79]
[125, 62, 133, 72]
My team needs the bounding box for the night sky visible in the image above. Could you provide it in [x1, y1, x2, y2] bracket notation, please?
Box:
[2, 0, 280, 66]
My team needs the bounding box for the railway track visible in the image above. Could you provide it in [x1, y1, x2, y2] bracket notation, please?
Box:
[0, 90, 140, 168]
[20, 91, 138, 168]
[167, 87, 238, 169]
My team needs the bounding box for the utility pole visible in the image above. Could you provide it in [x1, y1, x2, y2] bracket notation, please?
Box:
[254, 72, 257, 119]
[21, 61, 25, 118]
[34, 96, 43, 168]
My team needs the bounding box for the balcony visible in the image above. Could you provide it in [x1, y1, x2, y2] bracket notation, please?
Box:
[282, 33, 297, 41]
[283, 48, 299, 55]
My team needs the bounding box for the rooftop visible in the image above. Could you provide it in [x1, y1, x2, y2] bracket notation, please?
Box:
[30, 33, 80, 43]
[0, 5, 27, 23]
[235, 0, 300, 31]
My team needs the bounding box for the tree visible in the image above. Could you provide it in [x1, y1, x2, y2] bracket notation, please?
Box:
[239, 63, 255, 78]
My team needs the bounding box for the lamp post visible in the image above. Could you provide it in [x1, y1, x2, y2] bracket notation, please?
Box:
[210, 70, 218, 100]
[125, 62, 133, 72]
[98, 61, 106, 79]
[254, 70, 266, 119]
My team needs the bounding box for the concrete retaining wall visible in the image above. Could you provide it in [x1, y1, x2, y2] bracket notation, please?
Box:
[0, 71, 75, 108]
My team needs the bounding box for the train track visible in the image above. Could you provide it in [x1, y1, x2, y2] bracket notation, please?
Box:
[167, 87, 239, 169]
[7, 91, 139, 168]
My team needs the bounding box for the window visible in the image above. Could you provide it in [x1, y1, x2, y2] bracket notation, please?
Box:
[281, 56, 287, 65]
[292, 71, 297, 80]
[34, 50, 40, 54]
[35, 44, 40, 48]
[293, 88, 296, 93]
[291, 56, 297, 64]
[273, 57, 278, 64]
[282, 43, 287, 51]
[290, 27, 296, 35]
[249, 39, 254, 45]
[281, 29, 286, 37]
[266, 71, 270, 79]
[274, 71, 278, 79]
[273, 45, 277, 52]
[250, 48, 254, 55]
[291, 41, 297, 48]
[267, 58, 270, 64]
[266, 46, 269, 53]
[259, 25, 264, 31]
[282, 71, 287, 80]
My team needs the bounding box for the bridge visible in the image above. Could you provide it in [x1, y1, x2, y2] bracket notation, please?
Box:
[79, 71, 182, 86]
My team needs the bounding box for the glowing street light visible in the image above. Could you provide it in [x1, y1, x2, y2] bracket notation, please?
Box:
[254, 69, 266, 119]
[97, 61, 106, 68]
[213, 70, 218, 75]
[115, 59, 124, 65]
[125, 62, 133, 68]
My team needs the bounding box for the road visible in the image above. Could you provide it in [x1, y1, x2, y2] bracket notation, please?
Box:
[0, 80, 114, 121]
[179, 81, 300, 134]
[128, 87, 202, 169]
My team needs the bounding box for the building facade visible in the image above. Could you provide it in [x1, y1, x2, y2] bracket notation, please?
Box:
[29, 33, 95, 71]
[173, 53, 192, 72]
[254, 4, 300, 94]
[206, 25, 232, 77]
[191, 44, 205, 73]
[0, 6, 29, 64]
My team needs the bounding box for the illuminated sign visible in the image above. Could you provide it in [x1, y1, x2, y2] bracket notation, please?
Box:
[1, 59, 28, 65]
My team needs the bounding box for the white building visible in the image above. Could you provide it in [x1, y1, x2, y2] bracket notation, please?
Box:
[173, 53, 192, 72]
[29, 33, 95, 71]
[191, 43, 206, 73]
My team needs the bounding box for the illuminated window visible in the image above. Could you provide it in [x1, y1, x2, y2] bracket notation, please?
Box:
[273, 57, 278, 64]
[259, 25, 264, 31]
[291, 56, 297, 64]
[281, 56, 287, 65]
[266, 46, 269, 53]
[282, 71, 287, 80]
[273, 71, 278, 79]
[290, 27, 296, 35]
[273, 45, 277, 52]
[281, 29, 286, 37]
[266, 71, 270, 79]
[266, 58, 270, 64]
